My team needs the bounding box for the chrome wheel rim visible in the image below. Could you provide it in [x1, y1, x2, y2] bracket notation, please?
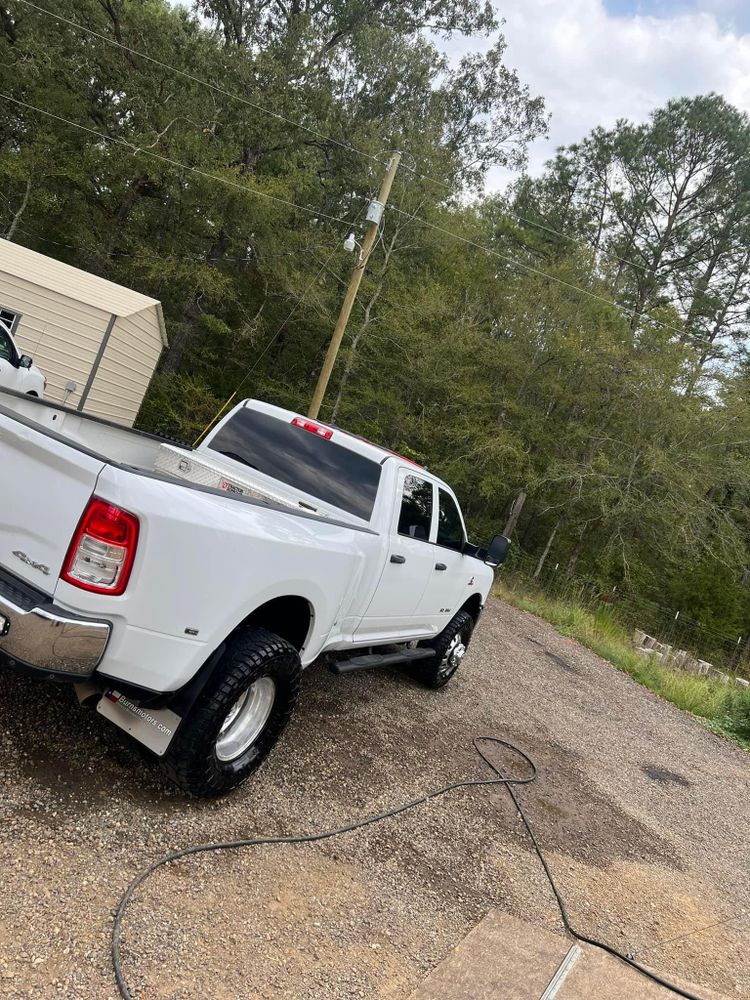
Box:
[215, 677, 276, 762]
[439, 632, 467, 678]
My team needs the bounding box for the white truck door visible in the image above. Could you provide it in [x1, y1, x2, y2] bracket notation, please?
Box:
[417, 487, 477, 621]
[355, 470, 436, 642]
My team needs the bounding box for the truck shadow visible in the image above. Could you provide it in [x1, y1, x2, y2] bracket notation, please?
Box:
[0, 660, 420, 815]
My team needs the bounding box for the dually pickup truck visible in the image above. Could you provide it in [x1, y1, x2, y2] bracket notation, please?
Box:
[0, 390, 509, 796]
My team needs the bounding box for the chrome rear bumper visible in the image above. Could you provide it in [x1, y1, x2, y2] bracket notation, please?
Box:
[0, 568, 110, 679]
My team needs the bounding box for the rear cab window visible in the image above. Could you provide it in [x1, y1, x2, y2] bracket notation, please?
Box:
[207, 407, 382, 520]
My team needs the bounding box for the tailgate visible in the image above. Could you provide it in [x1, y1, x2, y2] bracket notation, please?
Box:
[0, 412, 106, 595]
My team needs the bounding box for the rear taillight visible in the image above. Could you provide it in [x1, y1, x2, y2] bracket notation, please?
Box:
[291, 416, 333, 439]
[61, 498, 139, 595]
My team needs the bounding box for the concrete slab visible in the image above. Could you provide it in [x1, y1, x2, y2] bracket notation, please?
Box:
[407, 911, 729, 1000]
[564, 941, 731, 1000]
[407, 912, 568, 1000]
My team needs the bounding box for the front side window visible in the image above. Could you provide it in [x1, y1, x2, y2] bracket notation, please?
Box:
[397, 474, 433, 541]
[0, 330, 14, 362]
[436, 489, 464, 551]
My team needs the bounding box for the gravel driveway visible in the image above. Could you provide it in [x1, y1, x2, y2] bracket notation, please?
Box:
[1, 596, 748, 1000]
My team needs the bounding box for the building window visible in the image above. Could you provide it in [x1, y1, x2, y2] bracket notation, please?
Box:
[0, 306, 20, 338]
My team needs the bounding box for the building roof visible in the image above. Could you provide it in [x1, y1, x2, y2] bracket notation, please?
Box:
[0, 238, 167, 346]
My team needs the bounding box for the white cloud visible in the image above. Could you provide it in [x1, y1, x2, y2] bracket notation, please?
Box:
[440, 0, 750, 190]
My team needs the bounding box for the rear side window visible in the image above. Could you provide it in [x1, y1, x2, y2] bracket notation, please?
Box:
[398, 475, 433, 541]
[437, 489, 464, 551]
[208, 407, 382, 520]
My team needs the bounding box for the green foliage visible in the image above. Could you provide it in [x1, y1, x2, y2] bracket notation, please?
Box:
[498, 582, 750, 750]
[136, 373, 220, 442]
[2, 1, 749, 643]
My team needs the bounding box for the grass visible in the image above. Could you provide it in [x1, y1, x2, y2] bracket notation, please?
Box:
[496, 581, 750, 752]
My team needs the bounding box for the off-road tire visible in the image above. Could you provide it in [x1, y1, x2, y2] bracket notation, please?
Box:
[414, 609, 475, 689]
[159, 627, 301, 797]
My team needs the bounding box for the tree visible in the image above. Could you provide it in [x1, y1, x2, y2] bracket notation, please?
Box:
[510, 96, 750, 393]
[3, 1, 749, 640]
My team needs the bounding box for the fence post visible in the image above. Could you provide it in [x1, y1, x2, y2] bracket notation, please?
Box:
[742, 637, 750, 677]
[668, 609, 680, 645]
[730, 635, 745, 674]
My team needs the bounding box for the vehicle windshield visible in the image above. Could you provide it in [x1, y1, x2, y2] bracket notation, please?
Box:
[207, 406, 382, 521]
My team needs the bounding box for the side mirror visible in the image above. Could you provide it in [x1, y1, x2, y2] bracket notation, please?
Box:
[485, 534, 511, 567]
[18, 355, 33, 369]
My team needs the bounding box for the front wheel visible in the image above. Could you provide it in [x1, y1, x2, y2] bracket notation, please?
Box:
[160, 627, 301, 797]
[414, 609, 475, 689]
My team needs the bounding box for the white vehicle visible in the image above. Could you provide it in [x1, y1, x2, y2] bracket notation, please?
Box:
[0, 390, 509, 796]
[0, 316, 45, 397]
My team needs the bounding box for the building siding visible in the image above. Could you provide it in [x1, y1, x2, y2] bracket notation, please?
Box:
[0, 265, 164, 424]
[0, 269, 112, 407]
[83, 311, 164, 426]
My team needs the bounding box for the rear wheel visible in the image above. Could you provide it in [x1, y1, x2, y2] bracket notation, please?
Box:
[160, 627, 301, 797]
[414, 609, 475, 689]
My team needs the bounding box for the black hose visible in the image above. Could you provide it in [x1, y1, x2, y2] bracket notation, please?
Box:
[112, 737, 705, 1000]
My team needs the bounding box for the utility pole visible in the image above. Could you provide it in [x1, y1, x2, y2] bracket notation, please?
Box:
[308, 152, 401, 419]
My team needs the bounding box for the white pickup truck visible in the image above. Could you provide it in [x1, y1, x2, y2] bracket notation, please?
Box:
[0, 390, 509, 796]
[0, 320, 45, 397]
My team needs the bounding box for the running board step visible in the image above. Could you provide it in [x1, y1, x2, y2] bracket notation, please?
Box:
[331, 647, 435, 675]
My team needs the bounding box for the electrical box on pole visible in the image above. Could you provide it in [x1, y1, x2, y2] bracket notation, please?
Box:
[365, 200, 385, 226]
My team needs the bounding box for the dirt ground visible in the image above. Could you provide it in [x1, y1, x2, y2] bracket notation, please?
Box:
[0, 596, 748, 1000]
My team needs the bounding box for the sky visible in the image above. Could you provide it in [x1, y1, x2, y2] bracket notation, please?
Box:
[441, 0, 750, 189]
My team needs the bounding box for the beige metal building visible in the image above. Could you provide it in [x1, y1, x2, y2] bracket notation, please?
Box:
[0, 239, 167, 426]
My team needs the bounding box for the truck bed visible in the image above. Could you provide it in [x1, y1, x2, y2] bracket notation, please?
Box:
[0, 390, 325, 517]
[0, 388, 169, 469]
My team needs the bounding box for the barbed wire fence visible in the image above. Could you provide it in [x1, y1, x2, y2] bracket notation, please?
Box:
[500, 549, 750, 679]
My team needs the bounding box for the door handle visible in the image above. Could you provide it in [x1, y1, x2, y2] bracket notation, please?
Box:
[390, 554, 406, 564]
[435, 562, 447, 571]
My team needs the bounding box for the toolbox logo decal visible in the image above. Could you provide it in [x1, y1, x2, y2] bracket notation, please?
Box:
[219, 480, 244, 495]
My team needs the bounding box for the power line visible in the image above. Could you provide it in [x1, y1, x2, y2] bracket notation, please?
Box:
[21, 0, 740, 297]
[15, 0, 653, 282]
[399, 160, 653, 277]
[632, 911, 749, 959]
[8, 95, 639, 333]
[511, 212, 651, 274]
[6, 22, 729, 440]
[192, 208, 364, 446]
[10, 223, 337, 265]
[388, 204, 688, 340]
[15, 0, 384, 168]
[12, 2, 453, 209]
[0, 93, 357, 230]
[0, 99, 693, 342]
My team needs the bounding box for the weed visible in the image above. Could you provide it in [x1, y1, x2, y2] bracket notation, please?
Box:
[497, 582, 750, 752]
